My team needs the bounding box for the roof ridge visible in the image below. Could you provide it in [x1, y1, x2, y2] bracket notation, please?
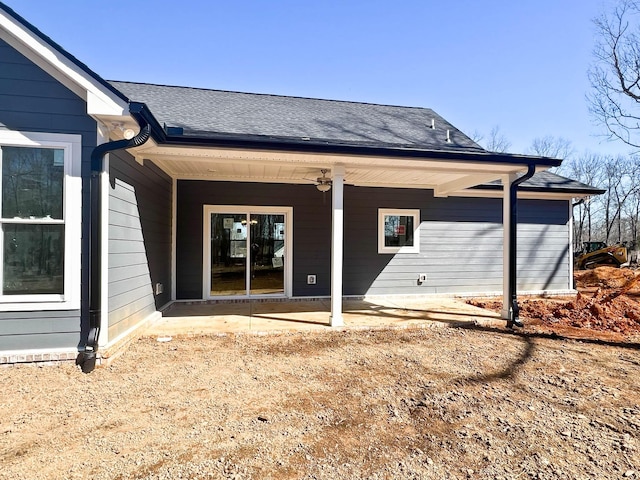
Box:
[107, 80, 439, 113]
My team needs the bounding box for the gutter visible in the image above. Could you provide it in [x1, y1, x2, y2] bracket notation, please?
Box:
[507, 165, 536, 329]
[77, 108, 150, 373]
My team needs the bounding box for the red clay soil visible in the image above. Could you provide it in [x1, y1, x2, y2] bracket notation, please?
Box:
[468, 266, 640, 341]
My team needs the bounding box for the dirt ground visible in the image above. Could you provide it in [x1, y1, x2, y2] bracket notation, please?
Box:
[2, 268, 640, 479]
[469, 266, 640, 342]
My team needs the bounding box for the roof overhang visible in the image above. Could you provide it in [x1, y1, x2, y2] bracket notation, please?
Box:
[128, 139, 559, 197]
[0, 4, 128, 118]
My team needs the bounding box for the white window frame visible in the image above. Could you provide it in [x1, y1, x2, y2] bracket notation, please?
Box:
[378, 208, 420, 254]
[0, 130, 81, 311]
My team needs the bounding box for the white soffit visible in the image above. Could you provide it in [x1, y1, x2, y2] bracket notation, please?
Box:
[0, 8, 127, 116]
[129, 142, 536, 191]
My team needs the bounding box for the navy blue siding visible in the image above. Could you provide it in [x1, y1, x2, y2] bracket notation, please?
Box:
[0, 39, 95, 352]
[176, 180, 331, 299]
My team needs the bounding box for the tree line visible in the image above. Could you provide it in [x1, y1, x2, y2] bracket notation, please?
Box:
[473, 129, 640, 251]
[473, 0, 640, 252]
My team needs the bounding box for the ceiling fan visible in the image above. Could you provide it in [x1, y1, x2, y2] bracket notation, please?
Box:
[315, 169, 332, 192]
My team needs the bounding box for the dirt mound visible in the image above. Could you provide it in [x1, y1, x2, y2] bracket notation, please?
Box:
[574, 266, 638, 289]
[469, 267, 640, 339]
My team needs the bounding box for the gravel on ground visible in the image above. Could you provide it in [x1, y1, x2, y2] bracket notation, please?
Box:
[2, 323, 639, 479]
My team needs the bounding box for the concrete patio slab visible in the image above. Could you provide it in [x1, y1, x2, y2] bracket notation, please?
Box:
[146, 296, 504, 336]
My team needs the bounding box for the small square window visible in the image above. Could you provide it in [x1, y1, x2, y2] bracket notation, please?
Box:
[378, 209, 420, 254]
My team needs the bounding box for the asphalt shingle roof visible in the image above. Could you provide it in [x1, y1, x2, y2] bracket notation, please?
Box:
[109, 81, 484, 152]
[108, 81, 602, 195]
[478, 170, 605, 194]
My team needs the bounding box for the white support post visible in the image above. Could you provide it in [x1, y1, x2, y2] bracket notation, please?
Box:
[568, 199, 574, 289]
[502, 174, 516, 320]
[331, 165, 345, 327]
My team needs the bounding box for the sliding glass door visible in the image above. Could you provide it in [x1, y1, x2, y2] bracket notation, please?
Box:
[210, 213, 248, 296]
[249, 213, 285, 295]
[205, 207, 291, 298]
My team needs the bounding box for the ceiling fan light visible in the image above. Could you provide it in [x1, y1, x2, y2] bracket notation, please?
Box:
[316, 183, 331, 192]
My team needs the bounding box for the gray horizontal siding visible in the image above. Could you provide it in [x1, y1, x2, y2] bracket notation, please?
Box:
[345, 188, 570, 296]
[0, 39, 95, 352]
[177, 182, 570, 299]
[0, 310, 80, 351]
[108, 152, 172, 342]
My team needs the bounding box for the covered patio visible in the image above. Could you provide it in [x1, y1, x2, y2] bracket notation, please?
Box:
[146, 296, 503, 336]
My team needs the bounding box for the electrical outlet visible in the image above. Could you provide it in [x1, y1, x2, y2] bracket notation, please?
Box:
[307, 275, 317, 285]
[418, 274, 427, 284]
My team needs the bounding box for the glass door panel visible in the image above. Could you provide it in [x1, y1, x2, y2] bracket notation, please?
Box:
[250, 214, 285, 295]
[210, 213, 247, 296]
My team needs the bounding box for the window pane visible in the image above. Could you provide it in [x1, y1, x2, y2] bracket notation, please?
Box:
[2, 146, 64, 219]
[3, 224, 64, 295]
[384, 215, 414, 248]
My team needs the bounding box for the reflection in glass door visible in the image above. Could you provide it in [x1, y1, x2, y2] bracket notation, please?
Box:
[250, 214, 285, 295]
[210, 213, 247, 296]
[207, 208, 288, 297]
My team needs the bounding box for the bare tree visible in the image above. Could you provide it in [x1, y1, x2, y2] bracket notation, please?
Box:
[559, 152, 607, 247]
[619, 154, 640, 246]
[468, 130, 484, 146]
[484, 126, 512, 153]
[589, 0, 640, 148]
[528, 136, 574, 159]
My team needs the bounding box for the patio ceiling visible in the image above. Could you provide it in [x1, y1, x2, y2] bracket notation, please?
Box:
[128, 140, 539, 197]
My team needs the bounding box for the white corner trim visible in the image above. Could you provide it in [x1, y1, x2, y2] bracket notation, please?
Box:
[97, 131, 111, 348]
[171, 177, 177, 301]
[0, 10, 127, 116]
[568, 199, 574, 288]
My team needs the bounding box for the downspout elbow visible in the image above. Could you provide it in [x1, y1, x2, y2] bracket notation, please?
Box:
[78, 122, 150, 373]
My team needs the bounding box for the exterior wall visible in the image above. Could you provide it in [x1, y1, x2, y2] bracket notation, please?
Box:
[0, 38, 95, 352]
[345, 187, 570, 295]
[108, 152, 172, 342]
[176, 180, 331, 299]
[176, 181, 571, 299]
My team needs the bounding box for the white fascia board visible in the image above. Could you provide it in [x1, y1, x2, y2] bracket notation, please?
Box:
[0, 10, 127, 116]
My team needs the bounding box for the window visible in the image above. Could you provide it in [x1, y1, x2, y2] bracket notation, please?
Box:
[0, 131, 81, 310]
[378, 209, 420, 254]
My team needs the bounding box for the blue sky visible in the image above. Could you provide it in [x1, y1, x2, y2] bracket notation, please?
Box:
[4, 0, 629, 156]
